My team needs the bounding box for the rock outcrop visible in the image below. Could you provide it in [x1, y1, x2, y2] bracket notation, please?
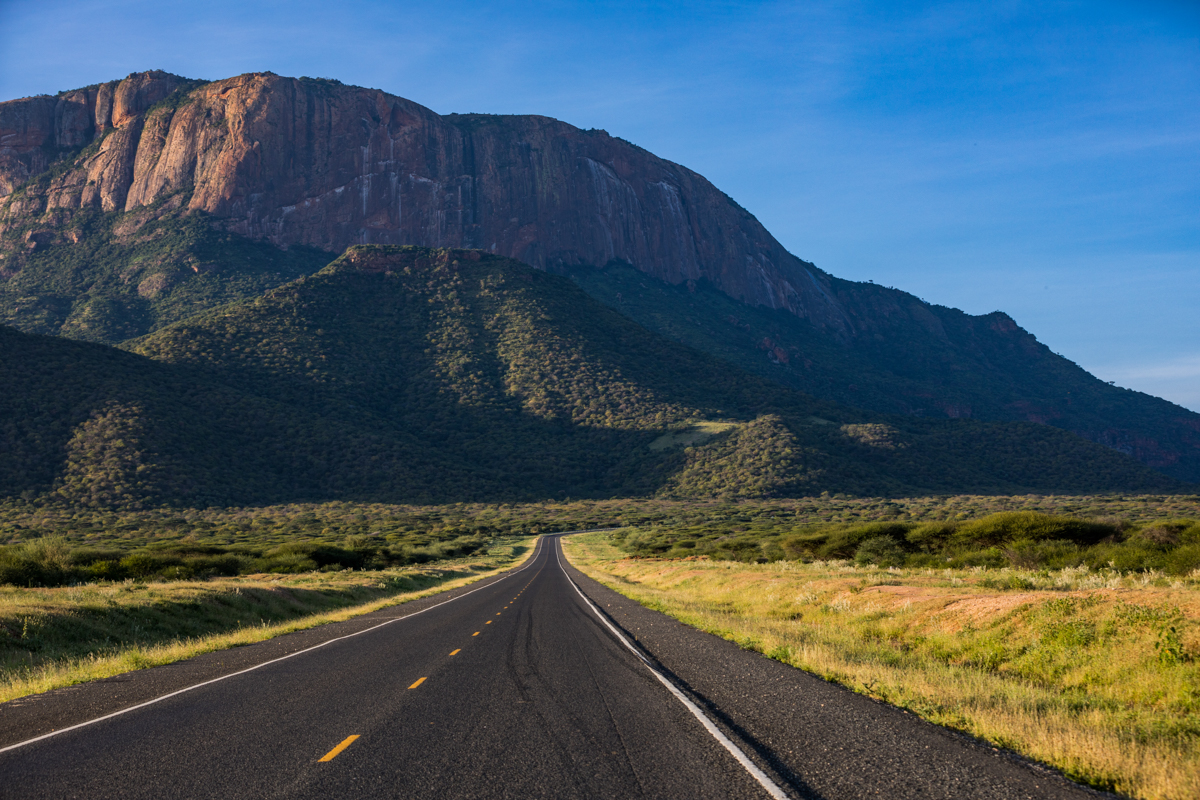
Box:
[0, 71, 850, 335]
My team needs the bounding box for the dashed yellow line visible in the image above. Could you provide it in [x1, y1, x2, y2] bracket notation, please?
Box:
[485, 620, 492, 625]
[472, 631, 480, 636]
[449, 649, 461, 656]
[409, 677, 427, 689]
[318, 735, 360, 762]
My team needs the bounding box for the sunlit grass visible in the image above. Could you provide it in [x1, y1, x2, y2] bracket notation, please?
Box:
[563, 532, 1200, 800]
[0, 537, 536, 704]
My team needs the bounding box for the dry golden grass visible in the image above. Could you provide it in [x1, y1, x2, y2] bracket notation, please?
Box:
[0, 537, 536, 704]
[563, 532, 1200, 800]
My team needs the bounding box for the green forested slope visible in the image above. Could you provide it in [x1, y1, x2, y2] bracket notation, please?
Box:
[0, 325, 471, 507]
[0, 204, 332, 343]
[568, 263, 1200, 483]
[122, 246, 1179, 500]
[0, 245, 1183, 509]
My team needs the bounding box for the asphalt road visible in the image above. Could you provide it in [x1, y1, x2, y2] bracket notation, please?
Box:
[0, 535, 1105, 799]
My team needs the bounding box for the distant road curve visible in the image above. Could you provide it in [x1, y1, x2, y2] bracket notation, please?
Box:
[0, 534, 1102, 799]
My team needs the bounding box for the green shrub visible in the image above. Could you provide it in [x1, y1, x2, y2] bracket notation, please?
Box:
[119, 553, 179, 578]
[264, 543, 363, 570]
[0, 537, 76, 586]
[819, 522, 911, 559]
[854, 536, 906, 567]
[1164, 545, 1200, 576]
[952, 512, 1118, 548]
[183, 554, 246, 577]
[1001, 539, 1083, 570]
[906, 522, 957, 551]
[944, 547, 1007, 569]
[256, 553, 319, 573]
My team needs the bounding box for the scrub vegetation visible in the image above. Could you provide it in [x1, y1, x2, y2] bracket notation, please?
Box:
[614, 510, 1200, 576]
[0, 245, 1183, 510]
[0, 204, 332, 343]
[568, 261, 1200, 484]
[563, 523, 1200, 800]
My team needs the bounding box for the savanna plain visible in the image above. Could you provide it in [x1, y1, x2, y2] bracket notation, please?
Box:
[562, 492, 1200, 800]
[3, 492, 1199, 799]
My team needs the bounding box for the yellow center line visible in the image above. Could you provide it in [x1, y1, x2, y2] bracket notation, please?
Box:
[409, 677, 427, 689]
[318, 735, 360, 762]
[449, 649, 461, 656]
[472, 631, 480, 636]
[485, 620, 491, 624]
[496, 612, 501, 616]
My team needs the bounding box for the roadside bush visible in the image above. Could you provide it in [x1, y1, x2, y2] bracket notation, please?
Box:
[1164, 544, 1200, 576]
[854, 536, 906, 567]
[184, 554, 246, 577]
[780, 534, 817, 560]
[952, 512, 1118, 548]
[1131, 520, 1200, 548]
[0, 537, 74, 586]
[819, 522, 910, 560]
[614, 513, 1200, 577]
[1001, 539, 1083, 571]
[906, 522, 957, 551]
[256, 552, 320, 573]
[263, 542, 363, 570]
[83, 559, 125, 581]
[944, 547, 1007, 569]
[120, 553, 180, 578]
[0, 526, 509, 586]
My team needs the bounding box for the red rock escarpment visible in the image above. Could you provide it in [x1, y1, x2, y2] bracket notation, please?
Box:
[0, 71, 851, 335]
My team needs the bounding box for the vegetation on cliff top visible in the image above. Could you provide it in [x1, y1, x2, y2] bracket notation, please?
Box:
[0, 204, 331, 343]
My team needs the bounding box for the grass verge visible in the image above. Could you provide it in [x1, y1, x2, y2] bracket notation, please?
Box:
[562, 532, 1200, 800]
[0, 537, 536, 704]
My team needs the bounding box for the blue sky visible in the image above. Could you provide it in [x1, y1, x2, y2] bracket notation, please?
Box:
[2, 0, 1197, 409]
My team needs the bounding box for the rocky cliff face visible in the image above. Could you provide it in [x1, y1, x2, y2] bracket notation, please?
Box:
[0, 71, 850, 335]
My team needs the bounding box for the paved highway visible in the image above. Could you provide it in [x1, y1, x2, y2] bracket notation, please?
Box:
[0, 535, 1102, 799]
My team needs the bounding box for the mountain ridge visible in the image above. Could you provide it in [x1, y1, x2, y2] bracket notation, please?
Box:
[2, 70, 1197, 480]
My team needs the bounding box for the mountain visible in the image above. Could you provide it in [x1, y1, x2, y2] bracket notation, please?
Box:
[1, 246, 1178, 509]
[2, 70, 1198, 481]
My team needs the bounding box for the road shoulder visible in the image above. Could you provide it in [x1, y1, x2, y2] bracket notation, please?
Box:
[559, 549, 1109, 800]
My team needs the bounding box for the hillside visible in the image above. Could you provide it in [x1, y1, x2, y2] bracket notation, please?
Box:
[0, 246, 1183, 508]
[126, 246, 1181, 500]
[1, 70, 1197, 481]
[0, 204, 332, 342]
[569, 264, 1200, 482]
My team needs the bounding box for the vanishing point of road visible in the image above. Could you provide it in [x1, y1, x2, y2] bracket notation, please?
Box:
[0, 535, 1102, 799]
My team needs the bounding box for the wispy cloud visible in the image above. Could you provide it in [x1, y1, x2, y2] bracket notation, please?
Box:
[1111, 356, 1200, 382]
[1096, 356, 1200, 412]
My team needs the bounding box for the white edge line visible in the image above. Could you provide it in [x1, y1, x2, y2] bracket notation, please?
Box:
[554, 535, 791, 800]
[0, 535, 556, 756]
